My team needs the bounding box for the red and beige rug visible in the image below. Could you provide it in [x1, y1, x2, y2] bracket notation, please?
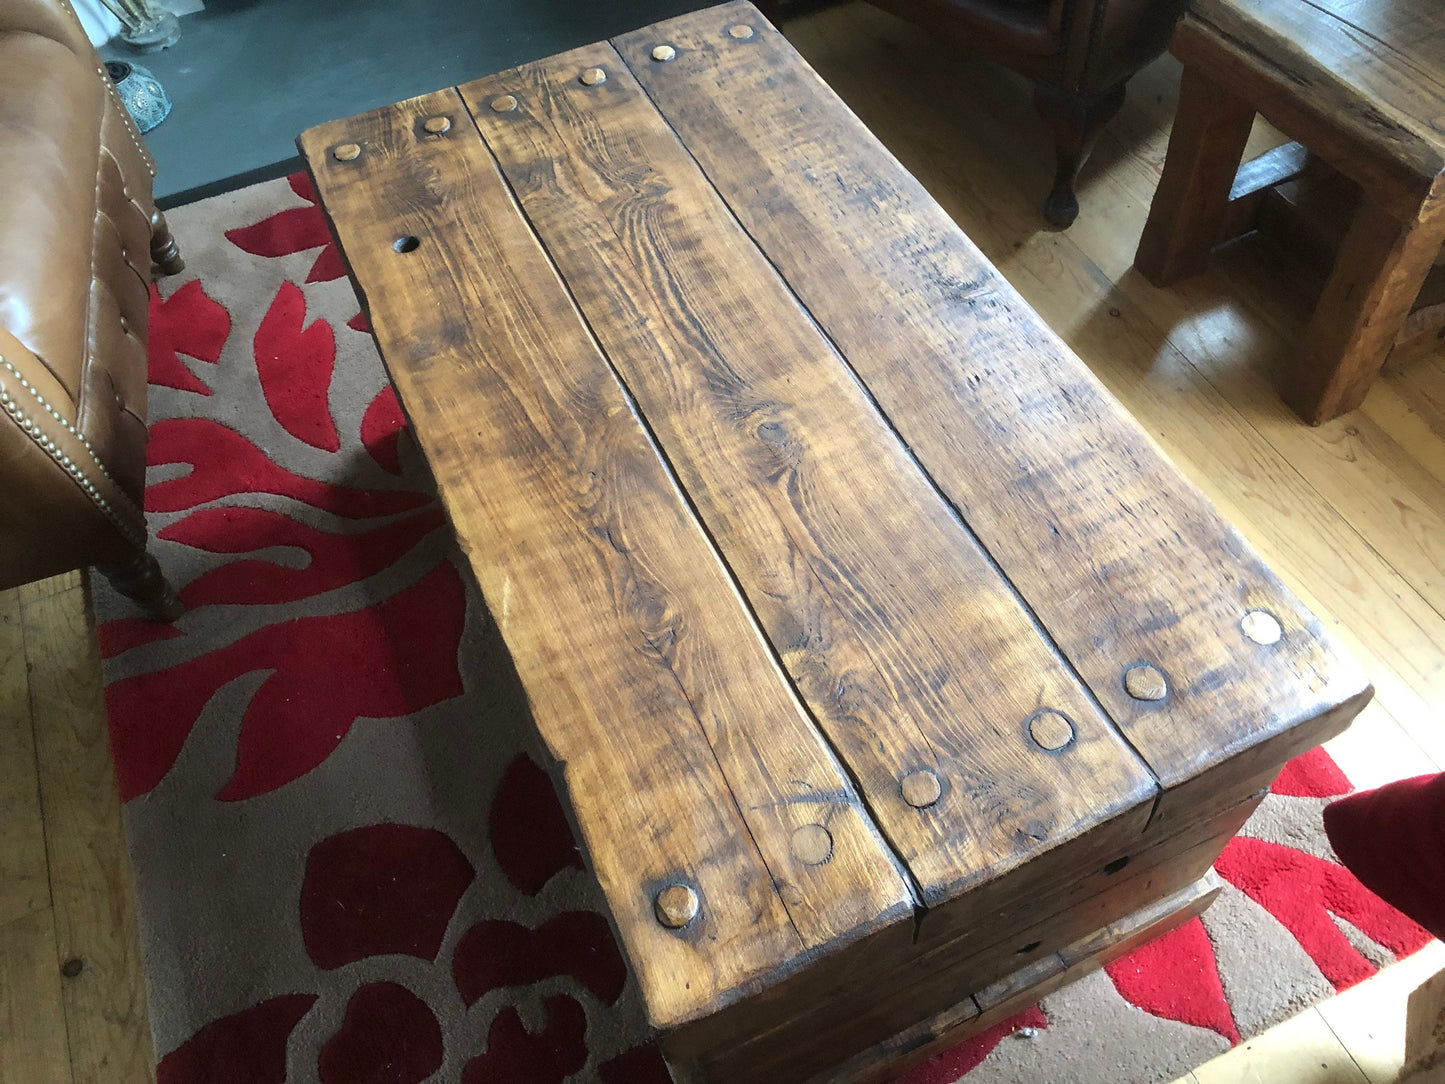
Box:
[92, 174, 1435, 1083]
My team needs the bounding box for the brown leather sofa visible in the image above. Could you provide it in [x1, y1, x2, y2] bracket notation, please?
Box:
[860, 0, 1191, 225]
[1, 0, 184, 618]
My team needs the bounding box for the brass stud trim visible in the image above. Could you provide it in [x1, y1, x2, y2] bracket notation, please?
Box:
[0, 355, 145, 547]
[332, 142, 362, 162]
[579, 67, 607, 86]
[490, 94, 518, 113]
[651, 44, 677, 61]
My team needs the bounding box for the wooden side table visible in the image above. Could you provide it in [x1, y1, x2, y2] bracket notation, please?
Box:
[1135, 0, 1445, 425]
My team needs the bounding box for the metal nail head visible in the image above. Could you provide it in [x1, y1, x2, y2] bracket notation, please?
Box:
[1124, 663, 1168, 702]
[728, 24, 754, 39]
[655, 883, 699, 928]
[1028, 709, 1076, 751]
[332, 143, 361, 162]
[1241, 610, 1282, 646]
[580, 67, 607, 86]
[901, 768, 942, 809]
[790, 824, 833, 865]
[423, 116, 451, 134]
[651, 44, 677, 61]
[490, 94, 518, 113]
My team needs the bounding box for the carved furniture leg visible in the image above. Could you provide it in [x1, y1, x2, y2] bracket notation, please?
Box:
[99, 549, 184, 622]
[150, 208, 185, 277]
[1134, 65, 1256, 286]
[1033, 82, 1127, 228]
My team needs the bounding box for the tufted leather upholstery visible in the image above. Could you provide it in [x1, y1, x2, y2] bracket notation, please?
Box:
[0, 0, 180, 604]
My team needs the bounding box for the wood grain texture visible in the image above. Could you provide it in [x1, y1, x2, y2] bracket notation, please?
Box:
[0, 907, 72, 1084]
[1181, 0, 1445, 219]
[460, 44, 1156, 909]
[1290, 200, 1445, 422]
[612, 3, 1371, 826]
[820, 872, 1224, 1084]
[299, 89, 912, 1032]
[1135, 63, 1256, 285]
[0, 588, 49, 928]
[21, 582, 152, 1084]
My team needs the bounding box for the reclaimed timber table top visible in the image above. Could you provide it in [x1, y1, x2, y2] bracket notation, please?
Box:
[299, 2, 1370, 1076]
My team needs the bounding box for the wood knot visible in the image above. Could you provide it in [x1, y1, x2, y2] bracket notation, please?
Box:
[654, 883, 699, 928]
[1123, 662, 1168, 702]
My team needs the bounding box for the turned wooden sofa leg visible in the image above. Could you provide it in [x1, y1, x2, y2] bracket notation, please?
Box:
[99, 549, 184, 622]
[1034, 82, 1127, 228]
[150, 208, 185, 277]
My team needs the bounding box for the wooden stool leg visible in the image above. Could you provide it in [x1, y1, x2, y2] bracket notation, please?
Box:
[150, 208, 185, 277]
[98, 549, 184, 622]
[1287, 200, 1445, 424]
[1135, 66, 1256, 286]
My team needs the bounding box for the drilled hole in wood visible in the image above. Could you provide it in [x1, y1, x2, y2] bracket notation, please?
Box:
[393, 235, 420, 254]
[1102, 856, 1130, 876]
[1017, 940, 1042, 955]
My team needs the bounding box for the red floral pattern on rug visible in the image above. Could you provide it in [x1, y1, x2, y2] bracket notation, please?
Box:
[96, 174, 1436, 1084]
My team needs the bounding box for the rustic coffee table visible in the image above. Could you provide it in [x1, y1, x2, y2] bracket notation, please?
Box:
[300, 4, 1370, 1079]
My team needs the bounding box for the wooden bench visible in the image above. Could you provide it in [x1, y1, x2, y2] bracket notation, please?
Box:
[299, 4, 1371, 1078]
[1135, 0, 1445, 424]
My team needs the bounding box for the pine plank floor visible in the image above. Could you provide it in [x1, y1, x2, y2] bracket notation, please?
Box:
[0, 4, 1440, 1079]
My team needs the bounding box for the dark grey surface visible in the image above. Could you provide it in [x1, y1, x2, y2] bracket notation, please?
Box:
[104, 0, 710, 206]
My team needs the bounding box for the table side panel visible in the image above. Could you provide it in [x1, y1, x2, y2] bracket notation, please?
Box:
[298, 88, 913, 1031]
[614, 3, 1372, 824]
[460, 46, 1158, 907]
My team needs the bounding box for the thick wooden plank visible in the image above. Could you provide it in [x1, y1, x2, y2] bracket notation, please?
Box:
[0, 907, 72, 1084]
[614, 3, 1371, 829]
[0, 588, 49, 927]
[819, 872, 1224, 1084]
[1290, 199, 1445, 422]
[300, 88, 913, 1031]
[1136, 64, 1256, 286]
[21, 582, 152, 1084]
[461, 45, 1157, 913]
[1174, 6, 1445, 221]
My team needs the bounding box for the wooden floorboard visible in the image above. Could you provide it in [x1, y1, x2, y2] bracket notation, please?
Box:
[20, 581, 153, 1084]
[0, 4, 1441, 1079]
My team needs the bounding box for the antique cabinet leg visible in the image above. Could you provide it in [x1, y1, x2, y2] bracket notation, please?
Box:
[1033, 82, 1127, 228]
[98, 549, 184, 622]
[150, 208, 185, 277]
[1134, 65, 1256, 285]
[1287, 199, 1445, 424]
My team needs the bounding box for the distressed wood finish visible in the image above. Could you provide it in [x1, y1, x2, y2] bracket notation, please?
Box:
[299, 90, 914, 1031]
[300, 7, 1372, 1077]
[1138, 0, 1445, 422]
[461, 47, 1156, 911]
[611, 4, 1369, 829]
